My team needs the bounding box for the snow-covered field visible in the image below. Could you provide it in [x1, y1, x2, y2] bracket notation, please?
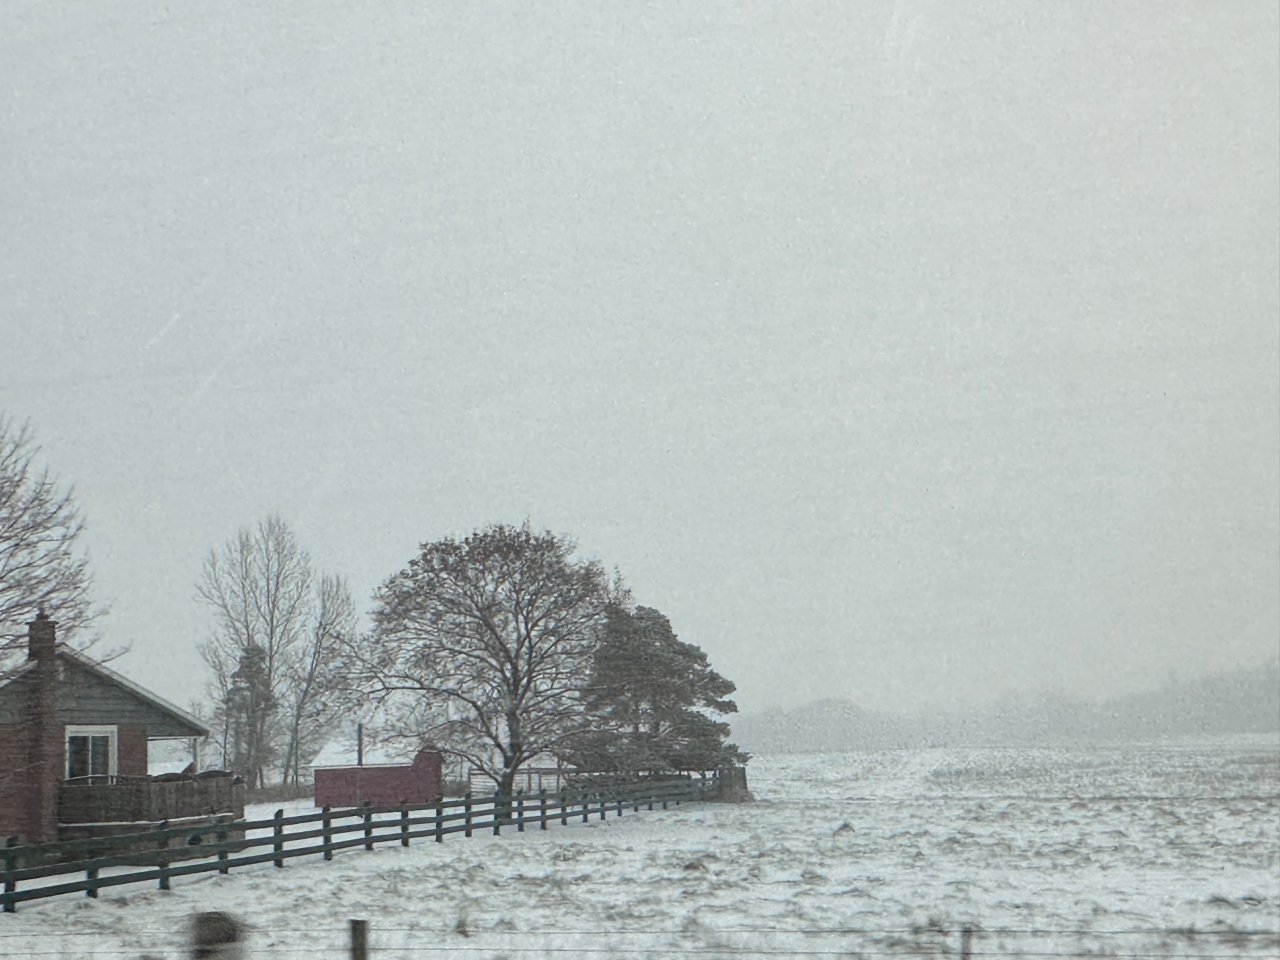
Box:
[5, 737, 1277, 959]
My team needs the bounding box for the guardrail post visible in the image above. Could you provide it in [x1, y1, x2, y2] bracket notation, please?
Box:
[400, 802, 410, 847]
[4, 836, 18, 912]
[362, 802, 373, 851]
[273, 809, 285, 867]
[435, 799, 444, 843]
[322, 806, 333, 861]
[539, 789, 548, 830]
[464, 793, 473, 838]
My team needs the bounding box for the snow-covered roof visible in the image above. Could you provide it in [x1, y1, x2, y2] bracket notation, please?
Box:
[309, 736, 419, 769]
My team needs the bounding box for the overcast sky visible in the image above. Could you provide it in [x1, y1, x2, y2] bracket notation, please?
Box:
[2, 1, 1277, 718]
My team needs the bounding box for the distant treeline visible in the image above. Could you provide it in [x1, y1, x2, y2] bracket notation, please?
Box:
[733, 660, 1280, 753]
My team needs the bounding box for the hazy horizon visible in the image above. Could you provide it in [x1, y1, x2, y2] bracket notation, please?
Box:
[3, 1, 1277, 718]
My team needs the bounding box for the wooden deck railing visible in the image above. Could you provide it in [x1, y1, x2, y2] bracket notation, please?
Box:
[58, 774, 245, 825]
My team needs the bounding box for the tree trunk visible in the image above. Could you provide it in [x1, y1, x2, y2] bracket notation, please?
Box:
[496, 765, 517, 824]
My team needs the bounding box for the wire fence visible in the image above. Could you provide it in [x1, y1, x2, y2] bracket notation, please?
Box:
[6, 920, 1279, 959]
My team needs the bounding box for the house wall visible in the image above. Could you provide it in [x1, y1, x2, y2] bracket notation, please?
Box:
[118, 724, 148, 777]
[0, 722, 29, 839]
[314, 751, 443, 807]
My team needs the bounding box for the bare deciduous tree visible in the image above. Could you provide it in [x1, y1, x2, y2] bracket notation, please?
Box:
[197, 516, 353, 787]
[344, 523, 612, 802]
[279, 572, 355, 786]
[0, 415, 103, 674]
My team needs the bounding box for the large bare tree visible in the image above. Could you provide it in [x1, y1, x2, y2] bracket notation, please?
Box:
[345, 523, 612, 801]
[197, 516, 354, 787]
[0, 415, 102, 674]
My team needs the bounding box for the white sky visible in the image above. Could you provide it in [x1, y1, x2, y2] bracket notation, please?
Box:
[2, 1, 1277, 715]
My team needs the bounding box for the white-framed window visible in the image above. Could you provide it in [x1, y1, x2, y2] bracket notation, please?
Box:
[65, 725, 118, 781]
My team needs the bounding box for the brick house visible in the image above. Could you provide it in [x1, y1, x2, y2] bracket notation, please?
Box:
[0, 612, 236, 844]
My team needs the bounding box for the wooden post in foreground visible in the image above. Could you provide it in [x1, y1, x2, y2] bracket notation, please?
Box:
[960, 924, 973, 960]
[193, 911, 244, 959]
[350, 919, 369, 960]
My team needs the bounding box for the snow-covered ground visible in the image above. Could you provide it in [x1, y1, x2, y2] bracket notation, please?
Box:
[5, 737, 1277, 959]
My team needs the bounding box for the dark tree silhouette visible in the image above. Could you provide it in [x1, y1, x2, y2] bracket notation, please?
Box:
[0, 415, 102, 674]
[346, 523, 612, 802]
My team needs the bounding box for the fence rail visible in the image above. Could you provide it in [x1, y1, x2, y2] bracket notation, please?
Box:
[1, 776, 717, 912]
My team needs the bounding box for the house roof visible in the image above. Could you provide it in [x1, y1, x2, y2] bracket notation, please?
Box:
[0, 645, 208, 739]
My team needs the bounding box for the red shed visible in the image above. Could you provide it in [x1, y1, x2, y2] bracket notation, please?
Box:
[313, 748, 443, 808]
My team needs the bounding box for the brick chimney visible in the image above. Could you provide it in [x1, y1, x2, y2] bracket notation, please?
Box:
[28, 608, 57, 661]
[26, 610, 61, 843]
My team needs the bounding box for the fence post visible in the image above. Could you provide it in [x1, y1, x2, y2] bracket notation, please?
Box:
[493, 794, 502, 836]
[516, 791, 525, 833]
[86, 859, 99, 899]
[322, 806, 333, 861]
[217, 818, 230, 874]
[616, 791, 623, 817]
[400, 802, 410, 848]
[2, 836, 16, 913]
[273, 809, 285, 868]
[435, 799, 444, 843]
[539, 789, 548, 830]
[0, 839, 15, 911]
[559, 789, 568, 827]
[158, 820, 171, 890]
[960, 924, 973, 960]
[362, 802, 373, 851]
[464, 793, 473, 838]
[599, 790, 607, 821]
[350, 918, 369, 960]
[582, 790, 590, 823]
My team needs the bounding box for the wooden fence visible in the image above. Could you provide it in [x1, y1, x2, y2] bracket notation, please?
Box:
[1, 776, 717, 912]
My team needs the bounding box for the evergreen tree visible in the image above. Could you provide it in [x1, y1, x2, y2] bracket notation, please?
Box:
[577, 605, 746, 773]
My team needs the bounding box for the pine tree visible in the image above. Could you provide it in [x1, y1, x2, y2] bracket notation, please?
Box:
[577, 605, 746, 774]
